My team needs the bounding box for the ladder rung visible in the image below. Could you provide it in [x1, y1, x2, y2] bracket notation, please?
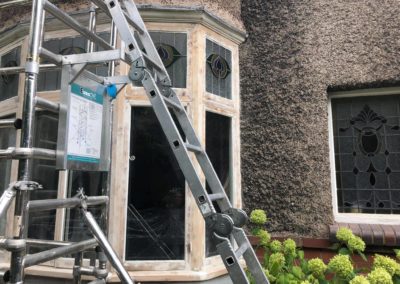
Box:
[235, 242, 249, 259]
[185, 143, 202, 153]
[163, 96, 184, 112]
[208, 193, 226, 201]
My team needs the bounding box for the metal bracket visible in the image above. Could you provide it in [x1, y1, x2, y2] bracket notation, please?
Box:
[128, 58, 146, 83]
[206, 213, 234, 238]
[224, 208, 248, 228]
[13, 181, 41, 191]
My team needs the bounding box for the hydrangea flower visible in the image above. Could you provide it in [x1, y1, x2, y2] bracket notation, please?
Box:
[348, 236, 366, 252]
[367, 268, 393, 284]
[336, 227, 354, 242]
[350, 275, 370, 284]
[269, 240, 282, 253]
[307, 258, 327, 278]
[250, 209, 267, 225]
[268, 252, 285, 272]
[373, 254, 398, 276]
[300, 281, 311, 284]
[328, 254, 354, 280]
[283, 238, 297, 257]
[256, 229, 271, 247]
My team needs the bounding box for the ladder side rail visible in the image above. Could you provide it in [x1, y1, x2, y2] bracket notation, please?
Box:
[102, 0, 169, 84]
[166, 90, 233, 213]
[233, 228, 270, 284]
[90, 0, 145, 35]
[101, 0, 143, 63]
[141, 71, 216, 219]
[122, 0, 171, 85]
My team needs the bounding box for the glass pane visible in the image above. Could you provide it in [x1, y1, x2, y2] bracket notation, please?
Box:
[332, 95, 400, 214]
[0, 47, 21, 101]
[205, 112, 231, 257]
[38, 33, 110, 91]
[64, 171, 108, 241]
[126, 107, 185, 260]
[205, 39, 232, 99]
[134, 32, 187, 88]
[28, 111, 59, 240]
[0, 115, 16, 235]
[150, 32, 187, 88]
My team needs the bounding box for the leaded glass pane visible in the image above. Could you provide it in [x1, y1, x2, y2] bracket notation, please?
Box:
[126, 107, 185, 260]
[332, 95, 400, 214]
[206, 39, 232, 99]
[135, 32, 187, 88]
[0, 47, 21, 101]
[38, 33, 110, 91]
[28, 111, 59, 240]
[205, 112, 231, 256]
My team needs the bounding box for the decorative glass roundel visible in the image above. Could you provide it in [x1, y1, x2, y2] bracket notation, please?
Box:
[207, 54, 231, 79]
[156, 44, 181, 67]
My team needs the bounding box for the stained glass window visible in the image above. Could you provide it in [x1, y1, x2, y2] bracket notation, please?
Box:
[206, 39, 232, 99]
[332, 95, 400, 214]
[136, 32, 187, 88]
[0, 47, 21, 101]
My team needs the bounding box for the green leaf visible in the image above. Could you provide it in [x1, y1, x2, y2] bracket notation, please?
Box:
[291, 266, 304, 279]
[393, 275, 400, 284]
[338, 247, 350, 255]
[357, 251, 367, 262]
[298, 250, 305, 260]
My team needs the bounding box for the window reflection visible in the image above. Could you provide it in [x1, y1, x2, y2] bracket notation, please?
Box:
[64, 171, 108, 241]
[28, 111, 59, 240]
[205, 112, 231, 257]
[126, 107, 185, 260]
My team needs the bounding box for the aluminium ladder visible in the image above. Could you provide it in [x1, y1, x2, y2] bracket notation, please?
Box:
[99, 0, 269, 283]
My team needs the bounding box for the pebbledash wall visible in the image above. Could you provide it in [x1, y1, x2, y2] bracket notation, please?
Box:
[240, 0, 400, 240]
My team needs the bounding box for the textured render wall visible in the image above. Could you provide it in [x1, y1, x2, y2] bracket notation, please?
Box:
[0, 0, 243, 32]
[240, 0, 400, 238]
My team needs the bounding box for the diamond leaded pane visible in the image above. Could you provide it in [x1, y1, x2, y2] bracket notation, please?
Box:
[332, 95, 400, 214]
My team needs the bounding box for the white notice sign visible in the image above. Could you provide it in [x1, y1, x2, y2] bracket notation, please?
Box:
[67, 83, 103, 164]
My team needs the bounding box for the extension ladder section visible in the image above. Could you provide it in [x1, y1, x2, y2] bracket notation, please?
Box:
[100, 0, 269, 283]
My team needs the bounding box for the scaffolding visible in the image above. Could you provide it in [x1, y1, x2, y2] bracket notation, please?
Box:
[0, 0, 270, 283]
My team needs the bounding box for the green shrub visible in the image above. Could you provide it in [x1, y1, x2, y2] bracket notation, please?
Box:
[247, 209, 400, 284]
